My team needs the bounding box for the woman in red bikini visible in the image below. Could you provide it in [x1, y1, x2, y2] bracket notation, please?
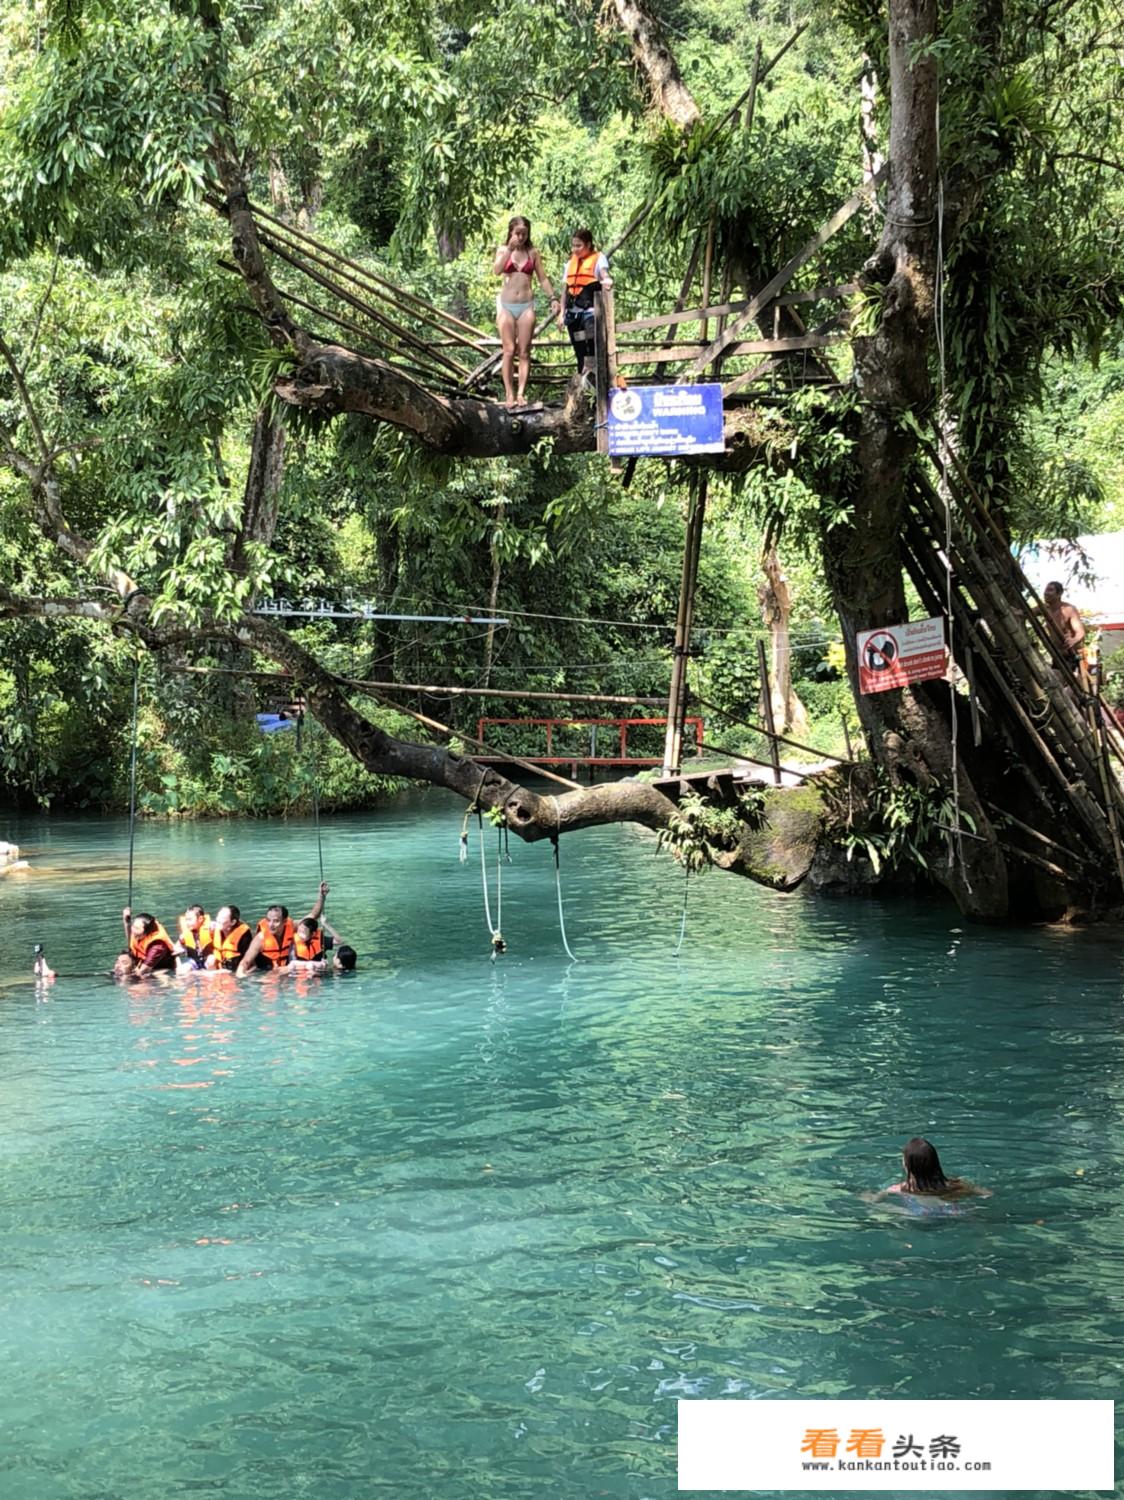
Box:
[492, 216, 558, 409]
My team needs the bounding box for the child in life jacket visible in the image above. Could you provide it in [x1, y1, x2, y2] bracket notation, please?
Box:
[558, 228, 612, 377]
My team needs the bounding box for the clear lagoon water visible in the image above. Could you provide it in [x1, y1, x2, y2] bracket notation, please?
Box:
[1, 794, 1122, 1498]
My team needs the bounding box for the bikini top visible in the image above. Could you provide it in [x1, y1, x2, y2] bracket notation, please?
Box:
[502, 252, 535, 276]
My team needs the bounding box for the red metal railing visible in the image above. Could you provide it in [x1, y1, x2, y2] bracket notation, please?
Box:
[475, 715, 704, 767]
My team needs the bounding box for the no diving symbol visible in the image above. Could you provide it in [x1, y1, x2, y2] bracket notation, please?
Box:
[864, 631, 898, 672]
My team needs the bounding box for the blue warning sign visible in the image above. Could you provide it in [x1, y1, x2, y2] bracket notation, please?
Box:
[607, 383, 725, 457]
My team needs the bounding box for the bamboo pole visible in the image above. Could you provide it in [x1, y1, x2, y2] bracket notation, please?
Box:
[257, 230, 468, 379]
[246, 199, 492, 344]
[911, 473, 1115, 812]
[363, 688, 582, 792]
[903, 517, 1114, 851]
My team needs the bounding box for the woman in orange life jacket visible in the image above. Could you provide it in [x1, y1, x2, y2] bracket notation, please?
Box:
[236, 881, 330, 977]
[174, 904, 215, 972]
[208, 905, 254, 972]
[492, 216, 559, 410]
[120, 907, 177, 976]
[557, 228, 612, 377]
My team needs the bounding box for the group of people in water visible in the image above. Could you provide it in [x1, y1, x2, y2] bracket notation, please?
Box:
[113, 881, 355, 980]
[28, 879, 358, 986]
[493, 218, 612, 410]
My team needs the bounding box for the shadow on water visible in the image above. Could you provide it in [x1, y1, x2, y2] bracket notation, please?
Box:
[1, 800, 1122, 1498]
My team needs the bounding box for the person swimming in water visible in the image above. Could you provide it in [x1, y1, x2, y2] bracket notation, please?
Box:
[882, 1137, 990, 1200]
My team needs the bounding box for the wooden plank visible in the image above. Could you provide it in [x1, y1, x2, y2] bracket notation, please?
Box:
[595, 294, 610, 456]
[615, 280, 857, 336]
[617, 334, 836, 368]
[683, 166, 887, 377]
[776, 281, 860, 306]
[617, 297, 751, 334]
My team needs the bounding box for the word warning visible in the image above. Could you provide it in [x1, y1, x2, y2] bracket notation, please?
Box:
[857, 617, 947, 695]
[606, 383, 725, 456]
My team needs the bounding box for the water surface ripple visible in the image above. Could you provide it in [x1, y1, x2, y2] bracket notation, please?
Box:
[1, 800, 1122, 1497]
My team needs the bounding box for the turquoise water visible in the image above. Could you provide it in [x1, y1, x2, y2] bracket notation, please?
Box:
[1, 796, 1122, 1498]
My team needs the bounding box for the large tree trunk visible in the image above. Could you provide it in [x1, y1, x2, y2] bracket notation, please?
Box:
[823, 0, 1009, 917]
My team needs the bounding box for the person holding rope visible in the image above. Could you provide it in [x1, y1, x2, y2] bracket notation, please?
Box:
[493, 216, 558, 410]
[121, 909, 177, 976]
[236, 882, 329, 976]
[558, 228, 612, 380]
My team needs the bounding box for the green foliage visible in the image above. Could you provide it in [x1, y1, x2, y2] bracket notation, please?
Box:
[827, 769, 976, 876]
[655, 786, 764, 872]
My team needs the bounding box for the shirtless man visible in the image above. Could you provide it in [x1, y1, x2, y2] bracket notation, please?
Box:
[1042, 580, 1086, 668]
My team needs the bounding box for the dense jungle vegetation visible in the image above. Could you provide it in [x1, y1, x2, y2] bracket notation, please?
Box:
[0, 0, 1121, 862]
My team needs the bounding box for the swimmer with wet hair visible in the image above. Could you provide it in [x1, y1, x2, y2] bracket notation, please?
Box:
[32, 944, 56, 982]
[882, 1137, 990, 1200]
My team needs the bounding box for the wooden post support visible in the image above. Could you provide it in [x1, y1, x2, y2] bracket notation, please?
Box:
[662, 474, 708, 777]
[594, 291, 611, 456]
[757, 637, 783, 786]
[840, 712, 854, 762]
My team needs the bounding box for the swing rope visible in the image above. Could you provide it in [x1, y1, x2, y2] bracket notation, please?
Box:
[672, 868, 690, 957]
[126, 650, 140, 913]
[476, 810, 505, 955]
[297, 706, 325, 883]
[311, 722, 325, 885]
[548, 798, 578, 963]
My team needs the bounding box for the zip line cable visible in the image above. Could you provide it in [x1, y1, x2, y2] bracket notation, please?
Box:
[126, 651, 140, 913]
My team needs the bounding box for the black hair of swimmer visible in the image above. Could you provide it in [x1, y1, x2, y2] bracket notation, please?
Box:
[134, 913, 158, 933]
[902, 1137, 949, 1193]
[266, 904, 289, 921]
[335, 945, 357, 971]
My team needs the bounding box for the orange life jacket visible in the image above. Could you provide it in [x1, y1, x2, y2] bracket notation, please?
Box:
[565, 251, 601, 301]
[178, 914, 214, 963]
[257, 916, 295, 968]
[129, 921, 174, 967]
[213, 921, 252, 971]
[293, 930, 323, 961]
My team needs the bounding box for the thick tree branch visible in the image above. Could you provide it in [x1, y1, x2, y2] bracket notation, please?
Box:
[608, 0, 701, 130]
